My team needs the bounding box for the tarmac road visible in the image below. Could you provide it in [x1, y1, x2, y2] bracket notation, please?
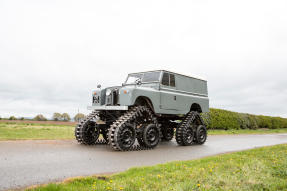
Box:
[1, 133, 287, 191]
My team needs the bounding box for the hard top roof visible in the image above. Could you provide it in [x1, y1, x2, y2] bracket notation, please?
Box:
[128, 70, 207, 82]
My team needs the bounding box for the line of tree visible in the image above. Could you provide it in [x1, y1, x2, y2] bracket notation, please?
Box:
[52, 113, 86, 122]
[4, 113, 85, 122]
[3, 116, 25, 120]
[5, 115, 47, 121]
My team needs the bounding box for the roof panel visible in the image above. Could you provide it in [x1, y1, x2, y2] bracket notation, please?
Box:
[128, 70, 207, 82]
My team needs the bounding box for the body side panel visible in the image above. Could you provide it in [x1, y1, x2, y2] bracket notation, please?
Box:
[158, 73, 209, 114]
[94, 71, 209, 115]
[119, 85, 161, 113]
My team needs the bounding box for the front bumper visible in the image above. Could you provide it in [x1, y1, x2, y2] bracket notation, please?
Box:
[87, 105, 129, 111]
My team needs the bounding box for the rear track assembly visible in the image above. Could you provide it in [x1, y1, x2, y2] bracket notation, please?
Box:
[176, 111, 207, 146]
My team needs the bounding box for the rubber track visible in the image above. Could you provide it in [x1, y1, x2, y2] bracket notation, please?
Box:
[108, 106, 158, 151]
[75, 110, 102, 145]
[176, 111, 204, 146]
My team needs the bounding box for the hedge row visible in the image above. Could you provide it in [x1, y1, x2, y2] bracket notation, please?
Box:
[201, 108, 287, 130]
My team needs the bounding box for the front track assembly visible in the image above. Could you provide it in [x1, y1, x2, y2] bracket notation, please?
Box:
[108, 106, 160, 151]
[75, 110, 100, 145]
[74, 111, 109, 145]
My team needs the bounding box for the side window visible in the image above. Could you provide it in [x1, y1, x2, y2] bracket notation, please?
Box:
[162, 73, 169, 86]
[170, 74, 175, 87]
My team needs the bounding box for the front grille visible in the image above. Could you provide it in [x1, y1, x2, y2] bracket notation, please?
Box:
[106, 89, 119, 106]
[106, 94, 112, 105]
[112, 89, 119, 105]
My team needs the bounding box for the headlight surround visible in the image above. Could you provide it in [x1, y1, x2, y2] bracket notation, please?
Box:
[106, 89, 112, 96]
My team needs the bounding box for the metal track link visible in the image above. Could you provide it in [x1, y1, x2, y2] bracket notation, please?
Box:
[95, 139, 108, 145]
[91, 142, 153, 151]
[124, 144, 154, 151]
[95, 140, 154, 151]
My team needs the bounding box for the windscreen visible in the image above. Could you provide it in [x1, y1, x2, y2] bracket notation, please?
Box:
[125, 71, 160, 84]
[142, 71, 160, 82]
[125, 73, 143, 84]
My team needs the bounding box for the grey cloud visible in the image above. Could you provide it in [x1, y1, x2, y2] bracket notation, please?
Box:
[0, 0, 287, 118]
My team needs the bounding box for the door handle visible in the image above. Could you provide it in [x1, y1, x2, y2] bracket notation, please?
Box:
[174, 96, 176, 100]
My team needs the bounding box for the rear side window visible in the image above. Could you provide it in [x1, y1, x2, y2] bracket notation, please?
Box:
[170, 74, 175, 87]
[162, 73, 176, 87]
[162, 73, 169, 86]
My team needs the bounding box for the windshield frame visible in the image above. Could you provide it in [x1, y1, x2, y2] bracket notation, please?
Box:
[124, 71, 162, 85]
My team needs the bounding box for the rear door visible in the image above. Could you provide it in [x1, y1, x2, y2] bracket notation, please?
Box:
[160, 72, 178, 110]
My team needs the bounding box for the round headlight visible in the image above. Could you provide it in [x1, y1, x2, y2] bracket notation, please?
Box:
[106, 89, 112, 96]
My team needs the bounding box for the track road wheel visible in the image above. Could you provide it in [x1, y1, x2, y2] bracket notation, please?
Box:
[80, 121, 100, 145]
[176, 123, 194, 146]
[138, 124, 160, 149]
[100, 125, 109, 142]
[195, 125, 207, 144]
[111, 123, 136, 151]
[161, 126, 175, 141]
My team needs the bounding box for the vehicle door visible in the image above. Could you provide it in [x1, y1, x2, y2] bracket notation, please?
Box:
[160, 72, 178, 110]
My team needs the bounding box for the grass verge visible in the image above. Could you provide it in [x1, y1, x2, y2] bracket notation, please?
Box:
[0, 122, 74, 140]
[27, 144, 287, 191]
[208, 128, 287, 135]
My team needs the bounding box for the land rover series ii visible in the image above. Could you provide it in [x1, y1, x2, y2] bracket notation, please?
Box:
[75, 70, 209, 151]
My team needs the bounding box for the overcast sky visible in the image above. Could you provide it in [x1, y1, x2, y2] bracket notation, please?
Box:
[0, 0, 287, 119]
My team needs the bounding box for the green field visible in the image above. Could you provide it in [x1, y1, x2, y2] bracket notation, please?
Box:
[1, 121, 287, 141]
[0, 122, 74, 140]
[27, 144, 287, 191]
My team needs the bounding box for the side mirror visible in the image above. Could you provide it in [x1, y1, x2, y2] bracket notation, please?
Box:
[97, 84, 101, 89]
[136, 79, 142, 85]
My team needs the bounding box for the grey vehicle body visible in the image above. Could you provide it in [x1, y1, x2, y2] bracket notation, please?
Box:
[76, 70, 209, 151]
[89, 70, 209, 115]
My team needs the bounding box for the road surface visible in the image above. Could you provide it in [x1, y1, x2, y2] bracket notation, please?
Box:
[1, 133, 287, 190]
